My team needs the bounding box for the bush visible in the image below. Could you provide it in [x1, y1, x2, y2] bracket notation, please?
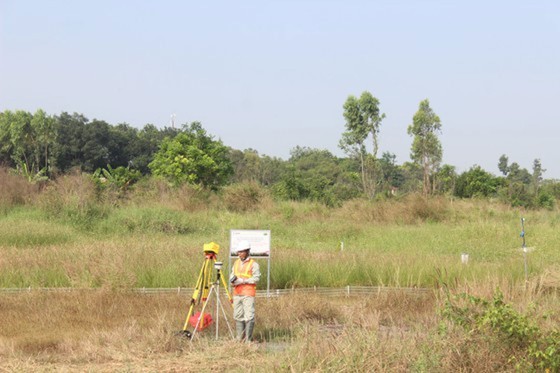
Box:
[535, 191, 555, 210]
[222, 182, 270, 212]
[441, 289, 560, 371]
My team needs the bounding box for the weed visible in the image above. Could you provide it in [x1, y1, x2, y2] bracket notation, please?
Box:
[441, 288, 560, 371]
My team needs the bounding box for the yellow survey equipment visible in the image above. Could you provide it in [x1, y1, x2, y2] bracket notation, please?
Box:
[178, 242, 233, 340]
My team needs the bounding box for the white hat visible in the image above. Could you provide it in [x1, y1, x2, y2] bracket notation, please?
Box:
[236, 240, 251, 252]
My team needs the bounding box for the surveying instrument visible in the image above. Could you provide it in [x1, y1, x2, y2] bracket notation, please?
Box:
[178, 242, 234, 340]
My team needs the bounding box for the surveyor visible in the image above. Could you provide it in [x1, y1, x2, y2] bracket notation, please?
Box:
[230, 240, 260, 342]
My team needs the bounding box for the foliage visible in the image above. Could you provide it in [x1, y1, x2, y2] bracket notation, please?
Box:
[434, 164, 456, 195]
[272, 165, 307, 201]
[269, 147, 359, 206]
[541, 179, 560, 200]
[378, 152, 405, 195]
[12, 161, 49, 184]
[454, 165, 501, 198]
[92, 165, 142, 193]
[441, 289, 560, 371]
[407, 99, 442, 196]
[148, 122, 233, 189]
[1, 108, 559, 207]
[535, 191, 555, 210]
[498, 154, 509, 176]
[228, 148, 285, 186]
[0, 109, 56, 176]
[53, 112, 88, 172]
[129, 124, 181, 174]
[531, 158, 545, 196]
[339, 91, 386, 197]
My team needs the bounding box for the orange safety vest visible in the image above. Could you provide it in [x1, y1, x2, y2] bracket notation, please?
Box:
[233, 258, 256, 296]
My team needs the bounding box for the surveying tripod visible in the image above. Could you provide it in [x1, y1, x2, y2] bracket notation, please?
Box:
[179, 242, 234, 340]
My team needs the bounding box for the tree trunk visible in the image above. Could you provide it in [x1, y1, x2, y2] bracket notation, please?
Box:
[360, 152, 367, 197]
[423, 155, 430, 197]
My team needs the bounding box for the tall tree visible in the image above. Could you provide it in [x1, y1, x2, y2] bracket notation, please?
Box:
[82, 119, 111, 172]
[339, 91, 385, 197]
[53, 112, 88, 172]
[531, 158, 545, 196]
[31, 109, 57, 175]
[4, 110, 37, 173]
[407, 99, 442, 196]
[131, 124, 178, 174]
[498, 154, 509, 176]
[0, 110, 15, 167]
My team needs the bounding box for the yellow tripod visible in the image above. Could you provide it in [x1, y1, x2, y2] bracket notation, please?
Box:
[179, 242, 233, 340]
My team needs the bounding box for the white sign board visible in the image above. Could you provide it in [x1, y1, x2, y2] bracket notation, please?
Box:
[230, 229, 271, 257]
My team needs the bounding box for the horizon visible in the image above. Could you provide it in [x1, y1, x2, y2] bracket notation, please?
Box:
[1, 1, 558, 178]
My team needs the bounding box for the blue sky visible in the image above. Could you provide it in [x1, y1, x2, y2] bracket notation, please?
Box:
[1, 1, 559, 178]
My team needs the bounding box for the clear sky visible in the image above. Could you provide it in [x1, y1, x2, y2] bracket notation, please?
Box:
[1, 1, 559, 178]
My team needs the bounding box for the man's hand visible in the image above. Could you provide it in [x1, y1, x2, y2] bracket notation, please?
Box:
[232, 278, 245, 286]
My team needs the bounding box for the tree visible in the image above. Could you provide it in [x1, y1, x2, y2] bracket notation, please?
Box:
[286, 146, 351, 205]
[378, 152, 404, 195]
[0, 110, 15, 167]
[31, 109, 57, 175]
[498, 154, 509, 176]
[2, 110, 41, 174]
[454, 165, 500, 198]
[399, 161, 423, 193]
[130, 124, 179, 174]
[230, 148, 264, 184]
[82, 119, 112, 172]
[496, 161, 532, 207]
[339, 91, 386, 197]
[108, 123, 139, 168]
[407, 99, 442, 196]
[53, 112, 88, 172]
[148, 122, 232, 189]
[531, 159, 545, 196]
[435, 164, 457, 195]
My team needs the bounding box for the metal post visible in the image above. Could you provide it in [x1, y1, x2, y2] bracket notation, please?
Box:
[215, 279, 220, 340]
[521, 218, 528, 285]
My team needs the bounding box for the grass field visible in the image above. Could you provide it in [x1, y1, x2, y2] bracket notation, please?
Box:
[1, 173, 559, 371]
[0, 197, 558, 290]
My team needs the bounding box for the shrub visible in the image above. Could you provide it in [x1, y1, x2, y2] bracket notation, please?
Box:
[441, 289, 560, 371]
[222, 182, 270, 212]
[535, 191, 555, 210]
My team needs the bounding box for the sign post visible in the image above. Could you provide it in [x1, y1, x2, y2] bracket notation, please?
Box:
[229, 229, 271, 296]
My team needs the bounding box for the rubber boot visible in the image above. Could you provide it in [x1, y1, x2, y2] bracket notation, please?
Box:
[245, 320, 255, 342]
[236, 321, 246, 342]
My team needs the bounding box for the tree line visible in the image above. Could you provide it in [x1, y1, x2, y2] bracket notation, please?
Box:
[1, 94, 558, 209]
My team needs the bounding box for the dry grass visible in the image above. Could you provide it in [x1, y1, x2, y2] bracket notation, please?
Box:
[0, 290, 435, 371]
[0, 168, 39, 210]
[221, 182, 273, 212]
[2, 286, 556, 372]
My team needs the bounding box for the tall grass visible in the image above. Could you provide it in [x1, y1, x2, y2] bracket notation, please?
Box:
[0, 168, 40, 214]
[1, 175, 559, 289]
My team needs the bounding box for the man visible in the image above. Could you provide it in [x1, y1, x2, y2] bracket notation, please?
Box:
[230, 240, 260, 342]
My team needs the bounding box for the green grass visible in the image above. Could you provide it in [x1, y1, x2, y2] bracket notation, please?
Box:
[0, 196, 558, 289]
